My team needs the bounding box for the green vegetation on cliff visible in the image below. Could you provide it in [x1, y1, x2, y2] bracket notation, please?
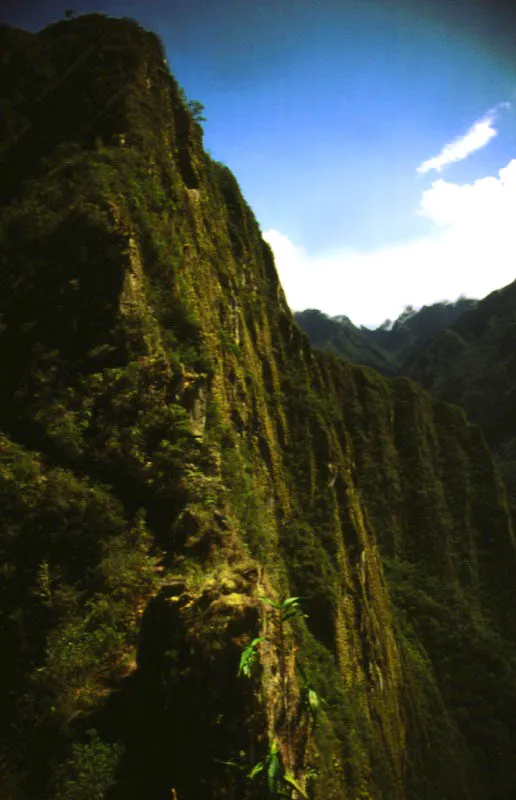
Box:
[1, 14, 516, 800]
[403, 280, 516, 508]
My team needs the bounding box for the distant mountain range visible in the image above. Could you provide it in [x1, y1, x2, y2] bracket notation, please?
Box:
[403, 281, 516, 504]
[293, 308, 398, 375]
[296, 282, 516, 503]
[294, 296, 477, 375]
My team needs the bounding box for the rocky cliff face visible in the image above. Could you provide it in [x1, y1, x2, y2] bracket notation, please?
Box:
[1, 15, 516, 800]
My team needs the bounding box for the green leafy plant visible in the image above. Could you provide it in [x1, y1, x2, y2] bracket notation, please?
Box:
[260, 594, 306, 623]
[297, 662, 323, 730]
[266, 739, 281, 794]
[238, 597, 306, 685]
[248, 739, 309, 799]
[236, 597, 314, 797]
[247, 739, 280, 795]
[284, 771, 310, 799]
[238, 636, 263, 678]
[260, 595, 308, 717]
[305, 687, 319, 728]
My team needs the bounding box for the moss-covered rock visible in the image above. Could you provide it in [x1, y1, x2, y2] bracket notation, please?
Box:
[1, 13, 516, 800]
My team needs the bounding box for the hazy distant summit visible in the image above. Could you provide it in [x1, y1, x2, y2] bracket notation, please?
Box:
[293, 308, 397, 375]
[295, 297, 478, 373]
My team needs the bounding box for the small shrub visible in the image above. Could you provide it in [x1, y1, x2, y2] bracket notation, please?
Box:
[52, 729, 123, 800]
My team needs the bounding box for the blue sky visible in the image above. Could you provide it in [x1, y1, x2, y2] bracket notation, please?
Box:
[5, 0, 516, 326]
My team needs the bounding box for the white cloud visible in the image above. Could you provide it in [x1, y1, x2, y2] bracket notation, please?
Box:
[419, 160, 516, 228]
[264, 159, 516, 328]
[416, 102, 510, 174]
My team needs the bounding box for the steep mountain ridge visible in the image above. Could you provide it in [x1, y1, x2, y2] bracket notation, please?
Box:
[403, 279, 516, 504]
[1, 15, 516, 800]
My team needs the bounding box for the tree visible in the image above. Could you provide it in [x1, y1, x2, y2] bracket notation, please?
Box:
[187, 99, 206, 123]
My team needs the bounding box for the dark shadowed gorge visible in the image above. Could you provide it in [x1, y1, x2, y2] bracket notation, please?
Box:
[1, 15, 516, 800]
